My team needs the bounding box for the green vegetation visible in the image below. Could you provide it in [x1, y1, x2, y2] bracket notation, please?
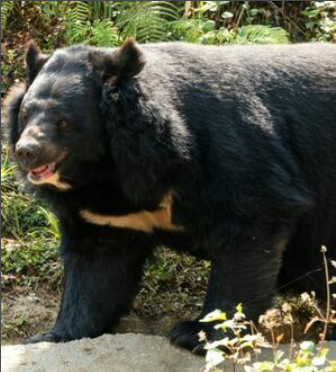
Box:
[200, 251, 336, 372]
[1, 144, 61, 290]
[201, 305, 336, 372]
[1, 1, 335, 95]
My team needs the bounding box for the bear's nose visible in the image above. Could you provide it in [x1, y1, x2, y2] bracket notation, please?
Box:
[15, 141, 41, 166]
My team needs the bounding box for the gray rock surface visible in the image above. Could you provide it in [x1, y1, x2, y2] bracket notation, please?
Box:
[2, 334, 204, 372]
[2, 334, 335, 372]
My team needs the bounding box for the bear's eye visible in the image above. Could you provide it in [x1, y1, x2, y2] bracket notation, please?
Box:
[57, 120, 72, 131]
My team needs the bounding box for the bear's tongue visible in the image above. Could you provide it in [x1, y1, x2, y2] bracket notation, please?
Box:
[29, 163, 55, 180]
[31, 164, 49, 175]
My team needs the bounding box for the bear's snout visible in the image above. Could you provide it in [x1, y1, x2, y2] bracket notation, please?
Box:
[15, 137, 42, 168]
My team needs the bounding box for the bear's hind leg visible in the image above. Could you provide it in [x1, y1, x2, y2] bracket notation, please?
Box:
[170, 222, 292, 353]
[279, 208, 336, 300]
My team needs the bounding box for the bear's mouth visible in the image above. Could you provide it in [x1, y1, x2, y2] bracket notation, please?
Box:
[29, 163, 56, 181]
[27, 151, 67, 182]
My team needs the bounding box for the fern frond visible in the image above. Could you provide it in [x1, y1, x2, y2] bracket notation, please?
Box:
[116, 1, 179, 43]
[169, 19, 215, 43]
[237, 25, 290, 45]
[67, 1, 89, 24]
[89, 1, 117, 20]
[65, 1, 91, 44]
[90, 19, 119, 47]
[1, 1, 14, 31]
[102, 1, 115, 19]
[37, 207, 60, 241]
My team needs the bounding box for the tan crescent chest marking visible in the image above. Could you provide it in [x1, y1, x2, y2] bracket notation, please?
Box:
[80, 193, 184, 233]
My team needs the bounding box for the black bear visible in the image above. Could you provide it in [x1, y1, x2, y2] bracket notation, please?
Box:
[6, 39, 336, 352]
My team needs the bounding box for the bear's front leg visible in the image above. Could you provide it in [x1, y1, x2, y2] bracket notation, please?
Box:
[170, 222, 291, 353]
[25, 237, 151, 343]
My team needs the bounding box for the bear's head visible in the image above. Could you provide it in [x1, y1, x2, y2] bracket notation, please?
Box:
[6, 39, 146, 191]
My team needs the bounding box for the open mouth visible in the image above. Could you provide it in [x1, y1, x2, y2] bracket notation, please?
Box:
[27, 151, 67, 182]
[29, 163, 56, 181]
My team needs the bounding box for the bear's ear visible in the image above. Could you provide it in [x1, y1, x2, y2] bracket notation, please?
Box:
[25, 40, 50, 84]
[89, 38, 145, 82]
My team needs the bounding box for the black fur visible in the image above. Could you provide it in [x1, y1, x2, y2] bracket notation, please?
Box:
[6, 40, 336, 351]
[25, 40, 50, 85]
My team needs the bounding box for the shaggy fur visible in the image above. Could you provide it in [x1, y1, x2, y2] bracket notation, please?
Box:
[6, 40, 336, 351]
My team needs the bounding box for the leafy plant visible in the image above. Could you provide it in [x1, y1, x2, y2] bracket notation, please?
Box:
[1, 145, 59, 245]
[116, 1, 179, 42]
[90, 19, 119, 47]
[303, 247, 336, 340]
[200, 305, 269, 371]
[1, 151, 61, 290]
[1, 1, 14, 32]
[246, 341, 335, 372]
[200, 307, 335, 372]
[1, 239, 60, 286]
[63, 1, 180, 45]
[65, 2, 119, 47]
[301, 1, 336, 42]
[169, 18, 216, 43]
[200, 247, 336, 372]
[64, 1, 91, 44]
[237, 25, 290, 45]
[89, 1, 115, 20]
[1, 150, 16, 192]
[32, 1, 65, 25]
[32, 206, 60, 241]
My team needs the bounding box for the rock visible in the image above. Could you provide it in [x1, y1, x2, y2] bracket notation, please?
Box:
[1, 334, 204, 372]
[1, 334, 336, 372]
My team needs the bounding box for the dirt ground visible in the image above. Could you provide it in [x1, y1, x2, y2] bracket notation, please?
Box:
[1, 246, 209, 345]
[1, 290, 193, 345]
[1, 278, 335, 372]
[2, 288, 331, 346]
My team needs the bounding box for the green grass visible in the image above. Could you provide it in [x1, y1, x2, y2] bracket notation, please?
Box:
[136, 248, 210, 318]
[1, 144, 62, 290]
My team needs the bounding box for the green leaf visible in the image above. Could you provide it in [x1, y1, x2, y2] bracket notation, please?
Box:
[201, 1, 220, 13]
[90, 19, 119, 47]
[300, 341, 315, 353]
[205, 337, 230, 350]
[236, 303, 244, 313]
[244, 366, 255, 372]
[312, 355, 327, 366]
[1, 1, 14, 31]
[206, 348, 225, 367]
[200, 309, 227, 323]
[250, 361, 275, 372]
[221, 11, 234, 19]
[306, 21, 319, 30]
[238, 25, 290, 45]
[328, 277, 336, 284]
[116, 1, 179, 43]
[301, 9, 320, 18]
[274, 350, 285, 363]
